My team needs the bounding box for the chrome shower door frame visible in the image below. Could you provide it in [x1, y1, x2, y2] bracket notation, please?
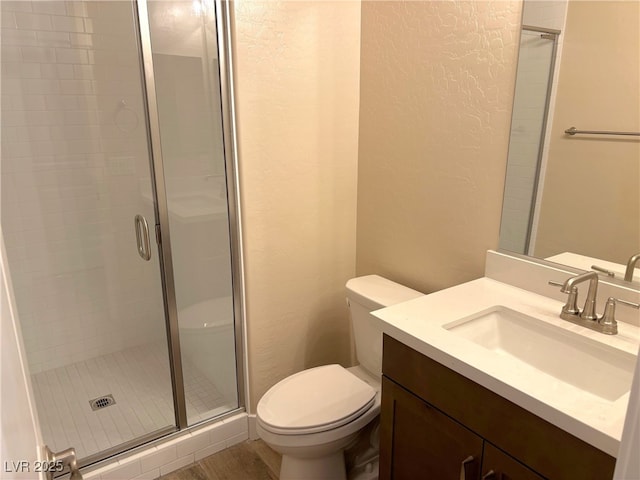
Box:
[134, 0, 187, 429]
[133, 0, 246, 431]
[215, 0, 248, 414]
[521, 25, 560, 256]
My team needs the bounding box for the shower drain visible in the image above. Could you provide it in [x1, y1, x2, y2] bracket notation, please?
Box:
[89, 394, 116, 411]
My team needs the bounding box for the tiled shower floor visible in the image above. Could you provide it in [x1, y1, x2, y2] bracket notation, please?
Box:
[31, 342, 232, 460]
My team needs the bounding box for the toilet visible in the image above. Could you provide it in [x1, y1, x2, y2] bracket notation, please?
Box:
[256, 275, 423, 480]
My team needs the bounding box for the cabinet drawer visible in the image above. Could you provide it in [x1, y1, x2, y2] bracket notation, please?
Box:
[382, 335, 616, 479]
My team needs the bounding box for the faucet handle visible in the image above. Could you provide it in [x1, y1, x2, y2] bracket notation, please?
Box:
[549, 281, 580, 315]
[599, 297, 640, 335]
[591, 265, 616, 277]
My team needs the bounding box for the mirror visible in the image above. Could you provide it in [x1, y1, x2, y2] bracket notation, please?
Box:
[498, 0, 640, 283]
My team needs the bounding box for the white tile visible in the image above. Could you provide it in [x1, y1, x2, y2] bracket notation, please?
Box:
[1, 78, 22, 95]
[64, 110, 98, 125]
[194, 440, 226, 462]
[1, 2, 32, 13]
[40, 63, 74, 79]
[0, 62, 21, 78]
[44, 94, 79, 111]
[65, 2, 88, 18]
[210, 415, 248, 444]
[81, 473, 101, 480]
[33, 2, 67, 16]
[70, 32, 92, 47]
[159, 455, 194, 477]
[28, 327, 231, 460]
[132, 468, 160, 480]
[73, 64, 94, 80]
[176, 433, 212, 458]
[20, 46, 55, 63]
[19, 62, 42, 79]
[140, 446, 177, 473]
[101, 460, 142, 480]
[51, 14, 85, 33]
[22, 78, 60, 95]
[59, 79, 93, 95]
[55, 47, 88, 64]
[15, 12, 52, 30]
[1, 46, 22, 62]
[83, 464, 110, 480]
[36, 30, 71, 47]
[1, 11, 16, 29]
[33, 0, 67, 15]
[1, 29, 38, 46]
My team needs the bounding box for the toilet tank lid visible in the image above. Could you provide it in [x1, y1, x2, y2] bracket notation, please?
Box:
[346, 275, 423, 310]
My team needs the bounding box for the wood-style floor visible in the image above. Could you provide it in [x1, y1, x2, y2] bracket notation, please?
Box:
[160, 440, 281, 480]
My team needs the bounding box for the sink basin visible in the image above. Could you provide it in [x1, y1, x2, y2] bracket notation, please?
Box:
[443, 306, 636, 402]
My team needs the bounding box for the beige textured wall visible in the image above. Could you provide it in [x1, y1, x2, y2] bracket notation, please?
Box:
[231, 1, 361, 410]
[356, 1, 522, 293]
[533, 1, 640, 263]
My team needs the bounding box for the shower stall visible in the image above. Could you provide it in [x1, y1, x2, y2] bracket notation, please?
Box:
[499, 24, 559, 255]
[0, 0, 243, 467]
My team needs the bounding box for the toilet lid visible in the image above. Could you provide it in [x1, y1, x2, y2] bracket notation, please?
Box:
[257, 364, 376, 434]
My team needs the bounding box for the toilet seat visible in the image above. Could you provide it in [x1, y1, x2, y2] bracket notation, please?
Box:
[257, 364, 376, 435]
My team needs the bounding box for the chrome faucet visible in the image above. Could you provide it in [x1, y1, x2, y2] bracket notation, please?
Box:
[549, 271, 604, 332]
[600, 297, 640, 335]
[549, 272, 640, 335]
[560, 271, 599, 321]
[624, 252, 640, 282]
[590, 264, 615, 278]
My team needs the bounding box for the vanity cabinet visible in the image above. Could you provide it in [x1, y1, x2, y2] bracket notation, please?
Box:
[379, 335, 616, 480]
[381, 376, 483, 479]
[481, 443, 545, 480]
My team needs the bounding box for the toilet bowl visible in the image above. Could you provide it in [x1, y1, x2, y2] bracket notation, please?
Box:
[257, 365, 380, 480]
[256, 275, 423, 480]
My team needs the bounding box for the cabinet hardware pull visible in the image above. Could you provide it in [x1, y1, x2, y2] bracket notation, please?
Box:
[460, 455, 474, 480]
[482, 470, 497, 480]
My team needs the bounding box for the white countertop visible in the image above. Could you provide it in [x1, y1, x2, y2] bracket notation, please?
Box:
[373, 277, 640, 457]
[547, 252, 640, 283]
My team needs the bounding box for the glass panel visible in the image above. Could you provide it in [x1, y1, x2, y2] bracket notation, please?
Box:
[147, 0, 238, 425]
[0, 0, 176, 461]
[499, 29, 556, 255]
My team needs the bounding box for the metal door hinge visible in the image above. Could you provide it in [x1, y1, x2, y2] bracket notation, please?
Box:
[43, 445, 82, 480]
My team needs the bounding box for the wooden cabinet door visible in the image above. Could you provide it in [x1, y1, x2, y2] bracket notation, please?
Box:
[481, 443, 546, 480]
[379, 377, 484, 480]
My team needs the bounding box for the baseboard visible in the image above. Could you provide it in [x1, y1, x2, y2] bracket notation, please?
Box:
[248, 413, 259, 440]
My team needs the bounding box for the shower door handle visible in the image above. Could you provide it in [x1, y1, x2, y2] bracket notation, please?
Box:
[134, 214, 152, 261]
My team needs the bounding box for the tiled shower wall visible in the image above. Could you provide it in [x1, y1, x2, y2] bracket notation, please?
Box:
[1, 1, 166, 374]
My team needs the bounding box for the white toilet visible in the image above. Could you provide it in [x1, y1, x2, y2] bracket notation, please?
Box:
[256, 275, 423, 480]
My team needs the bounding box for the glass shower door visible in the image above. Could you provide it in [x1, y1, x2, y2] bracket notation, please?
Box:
[145, 0, 239, 425]
[0, 0, 176, 462]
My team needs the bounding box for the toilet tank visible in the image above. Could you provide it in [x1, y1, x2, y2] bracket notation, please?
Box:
[346, 275, 423, 377]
